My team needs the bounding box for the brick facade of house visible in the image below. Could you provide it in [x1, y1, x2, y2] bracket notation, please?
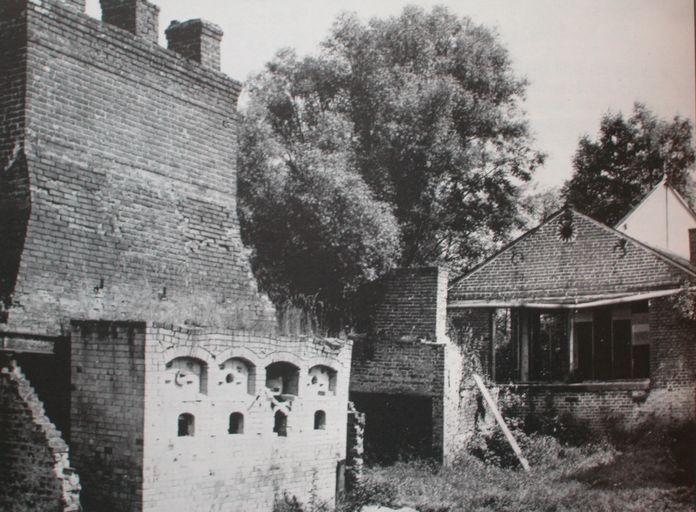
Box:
[449, 209, 696, 432]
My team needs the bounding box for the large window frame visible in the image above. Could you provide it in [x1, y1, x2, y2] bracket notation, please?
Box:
[494, 301, 650, 383]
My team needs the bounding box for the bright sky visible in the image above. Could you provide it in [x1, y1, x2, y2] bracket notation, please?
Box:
[85, 0, 695, 190]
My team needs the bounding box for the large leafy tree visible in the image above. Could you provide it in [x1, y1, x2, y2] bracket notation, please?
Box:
[238, 6, 543, 326]
[563, 103, 695, 226]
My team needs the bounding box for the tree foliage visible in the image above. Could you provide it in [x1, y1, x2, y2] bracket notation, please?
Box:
[238, 6, 543, 326]
[562, 103, 695, 226]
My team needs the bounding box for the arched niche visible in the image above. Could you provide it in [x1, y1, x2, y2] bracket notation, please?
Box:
[273, 410, 287, 437]
[307, 365, 337, 396]
[220, 357, 255, 396]
[228, 412, 244, 434]
[177, 413, 195, 437]
[164, 357, 208, 398]
[314, 410, 326, 430]
[265, 361, 300, 397]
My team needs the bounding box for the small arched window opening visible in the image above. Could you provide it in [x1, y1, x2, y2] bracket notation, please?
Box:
[307, 365, 337, 396]
[266, 362, 300, 397]
[228, 412, 244, 434]
[220, 357, 256, 395]
[314, 410, 326, 430]
[165, 357, 208, 395]
[177, 413, 195, 437]
[273, 410, 287, 437]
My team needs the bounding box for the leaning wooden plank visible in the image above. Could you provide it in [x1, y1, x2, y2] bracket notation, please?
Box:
[473, 373, 531, 472]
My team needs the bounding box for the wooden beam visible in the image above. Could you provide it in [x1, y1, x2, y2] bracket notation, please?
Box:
[473, 373, 530, 472]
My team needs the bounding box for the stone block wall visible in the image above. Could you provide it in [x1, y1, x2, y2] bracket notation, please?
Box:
[0, 0, 275, 336]
[70, 320, 352, 512]
[0, 359, 80, 511]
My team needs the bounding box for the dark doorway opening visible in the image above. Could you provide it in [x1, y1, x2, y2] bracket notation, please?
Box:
[350, 392, 433, 464]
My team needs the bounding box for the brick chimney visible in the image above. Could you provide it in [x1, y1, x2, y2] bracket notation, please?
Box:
[99, 0, 159, 44]
[62, 0, 86, 11]
[689, 228, 696, 266]
[165, 19, 223, 71]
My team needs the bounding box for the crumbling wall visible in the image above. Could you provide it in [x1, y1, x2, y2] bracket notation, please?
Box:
[350, 339, 446, 460]
[70, 320, 352, 512]
[0, 0, 275, 335]
[345, 402, 365, 490]
[0, 359, 81, 512]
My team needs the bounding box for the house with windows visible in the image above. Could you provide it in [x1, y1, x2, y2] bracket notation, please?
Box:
[448, 208, 696, 430]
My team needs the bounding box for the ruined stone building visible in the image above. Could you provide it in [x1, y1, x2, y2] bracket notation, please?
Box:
[0, 1, 352, 510]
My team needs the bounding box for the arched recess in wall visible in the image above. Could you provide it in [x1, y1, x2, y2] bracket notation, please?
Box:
[220, 357, 255, 396]
[228, 412, 244, 434]
[273, 410, 287, 437]
[165, 357, 208, 398]
[177, 413, 195, 436]
[265, 361, 300, 397]
[314, 410, 326, 430]
[307, 365, 337, 397]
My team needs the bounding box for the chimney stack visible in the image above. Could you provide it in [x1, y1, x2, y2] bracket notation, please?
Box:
[165, 19, 223, 71]
[62, 0, 86, 11]
[100, 0, 160, 44]
[689, 228, 696, 266]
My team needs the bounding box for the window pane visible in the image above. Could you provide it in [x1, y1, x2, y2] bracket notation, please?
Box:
[593, 310, 612, 380]
[612, 319, 632, 379]
[575, 321, 593, 381]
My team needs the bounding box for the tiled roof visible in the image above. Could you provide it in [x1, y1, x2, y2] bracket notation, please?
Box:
[449, 209, 696, 304]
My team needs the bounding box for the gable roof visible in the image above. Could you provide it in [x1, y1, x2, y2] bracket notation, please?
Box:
[615, 176, 696, 228]
[614, 177, 696, 261]
[449, 208, 696, 306]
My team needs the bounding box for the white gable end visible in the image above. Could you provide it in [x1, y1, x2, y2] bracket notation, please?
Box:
[616, 179, 696, 260]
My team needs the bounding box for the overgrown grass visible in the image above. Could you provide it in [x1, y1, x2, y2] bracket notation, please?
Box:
[360, 424, 695, 512]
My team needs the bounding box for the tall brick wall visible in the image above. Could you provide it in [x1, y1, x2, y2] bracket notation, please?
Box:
[70, 320, 352, 511]
[0, 360, 80, 511]
[367, 267, 448, 342]
[70, 321, 146, 512]
[1, 0, 274, 335]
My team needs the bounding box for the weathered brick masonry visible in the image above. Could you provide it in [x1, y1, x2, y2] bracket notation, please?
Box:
[350, 267, 469, 464]
[1, 1, 353, 510]
[0, 359, 80, 511]
[70, 320, 352, 512]
[367, 267, 448, 342]
[1, 0, 274, 336]
[449, 210, 696, 432]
